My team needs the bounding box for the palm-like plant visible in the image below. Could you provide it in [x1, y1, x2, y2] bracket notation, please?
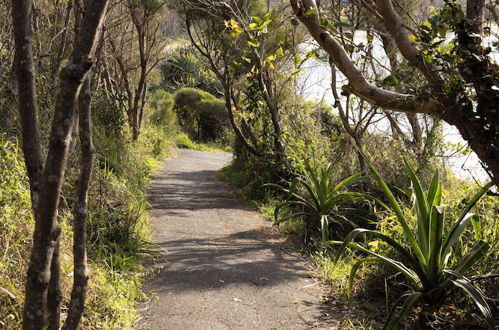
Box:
[333, 155, 495, 328]
[265, 160, 369, 241]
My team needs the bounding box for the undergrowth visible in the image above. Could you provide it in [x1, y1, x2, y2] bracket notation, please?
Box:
[219, 154, 498, 328]
[176, 132, 231, 153]
[0, 120, 172, 328]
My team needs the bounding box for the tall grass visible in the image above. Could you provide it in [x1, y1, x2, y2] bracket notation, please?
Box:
[0, 97, 175, 327]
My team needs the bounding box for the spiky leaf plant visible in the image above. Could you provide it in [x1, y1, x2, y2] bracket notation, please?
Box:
[333, 154, 495, 329]
[265, 160, 369, 241]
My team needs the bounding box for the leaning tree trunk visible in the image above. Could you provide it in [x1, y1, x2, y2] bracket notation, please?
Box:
[20, 1, 109, 328]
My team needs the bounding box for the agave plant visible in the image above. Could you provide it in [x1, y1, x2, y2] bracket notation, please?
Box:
[333, 155, 495, 328]
[265, 160, 369, 241]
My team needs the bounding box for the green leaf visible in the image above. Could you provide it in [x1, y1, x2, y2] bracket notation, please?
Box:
[385, 292, 423, 329]
[330, 240, 420, 287]
[248, 23, 258, 30]
[441, 181, 492, 264]
[381, 75, 399, 87]
[333, 228, 425, 282]
[470, 215, 482, 240]
[341, 85, 352, 96]
[403, 156, 430, 259]
[426, 171, 441, 206]
[320, 215, 329, 241]
[262, 19, 272, 27]
[247, 40, 259, 48]
[428, 205, 444, 279]
[451, 240, 489, 275]
[456, 182, 492, 225]
[442, 213, 476, 263]
[450, 276, 494, 325]
[303, 8, 318, 17]
[332, 172, 366, 193]
[358, 148, 426, 267]
[294, 54, 301, 66]
[252, 16, 263, 25]
[333, 21, 351, 28]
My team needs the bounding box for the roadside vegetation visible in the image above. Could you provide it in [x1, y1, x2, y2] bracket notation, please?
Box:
[1, 0, 497, 329]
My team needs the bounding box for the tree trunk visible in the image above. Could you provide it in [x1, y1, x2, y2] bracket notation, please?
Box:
[47, 240, 61, 330]
[224, 85, 261, 156]
[21, 1, 109, 328]
[62, 73, 95, 330]
[11, 0, 45, 209]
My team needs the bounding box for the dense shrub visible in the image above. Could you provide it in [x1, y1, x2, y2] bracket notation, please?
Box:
[174, 87, 229, 142]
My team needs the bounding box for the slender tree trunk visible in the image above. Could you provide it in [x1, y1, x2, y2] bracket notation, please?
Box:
[47, 240, 61, 330]
[62, 73, 95, 330]
[11, 0, 45, 208]
[21, 1, 109, 328]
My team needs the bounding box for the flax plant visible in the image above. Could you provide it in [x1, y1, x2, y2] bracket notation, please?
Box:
[333, 154, 495, 329]
[266, 160, 369, 241]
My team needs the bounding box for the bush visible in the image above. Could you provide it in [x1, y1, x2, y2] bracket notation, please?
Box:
[334, 155, 496, 329]
[265, 159, 369, 242]
[159, 45, 222, 96]
[174, 87, 228, 142]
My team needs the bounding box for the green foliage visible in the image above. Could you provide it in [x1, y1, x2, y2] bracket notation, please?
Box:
[148, 89, 175, 128]
[411, 1, 498, 145]
[173, 87, 229, 142]
[145, 90, 177, 157]
[175, 132, 228, 152]
[159, 45, 222, 95]
[92, 91, 127, 137]
[333, 154, 495, 329]
[265, 160, 368, 242]
[0, 137, 32, 329]
[0, 87, 175, 326]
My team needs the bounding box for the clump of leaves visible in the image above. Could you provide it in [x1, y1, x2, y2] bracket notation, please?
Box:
[265, 160, 368, 241]
[333, 154, 496, 329]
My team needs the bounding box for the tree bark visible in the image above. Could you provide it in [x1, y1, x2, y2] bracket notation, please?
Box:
[62, 73, 95, 330]
[21, 1, 109, 328]
[466, 0, 485, 33]
[47, 240, 61, 330]
[11, 0, 45, 209]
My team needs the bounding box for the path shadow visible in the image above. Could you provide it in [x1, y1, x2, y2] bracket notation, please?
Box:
[145, 228, 311, 294]
[148, 170, 245, 212]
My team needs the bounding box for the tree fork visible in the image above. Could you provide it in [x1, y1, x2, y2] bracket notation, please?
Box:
[21, 1, 109, 328]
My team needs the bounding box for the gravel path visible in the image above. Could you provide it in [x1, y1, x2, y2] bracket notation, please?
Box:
[139, 150, 326, 329]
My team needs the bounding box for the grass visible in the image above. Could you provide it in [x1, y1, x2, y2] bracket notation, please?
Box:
[0, 122, 173, 328]
[175, 132, 231, 153]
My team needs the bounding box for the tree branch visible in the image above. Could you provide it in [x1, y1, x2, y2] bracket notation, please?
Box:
[290, 0, 442, 116]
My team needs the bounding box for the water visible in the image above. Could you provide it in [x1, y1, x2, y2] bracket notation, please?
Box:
[296, 29, 494, 183]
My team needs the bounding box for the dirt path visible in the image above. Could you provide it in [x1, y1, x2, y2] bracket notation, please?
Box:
[139, 150, 327, 329]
